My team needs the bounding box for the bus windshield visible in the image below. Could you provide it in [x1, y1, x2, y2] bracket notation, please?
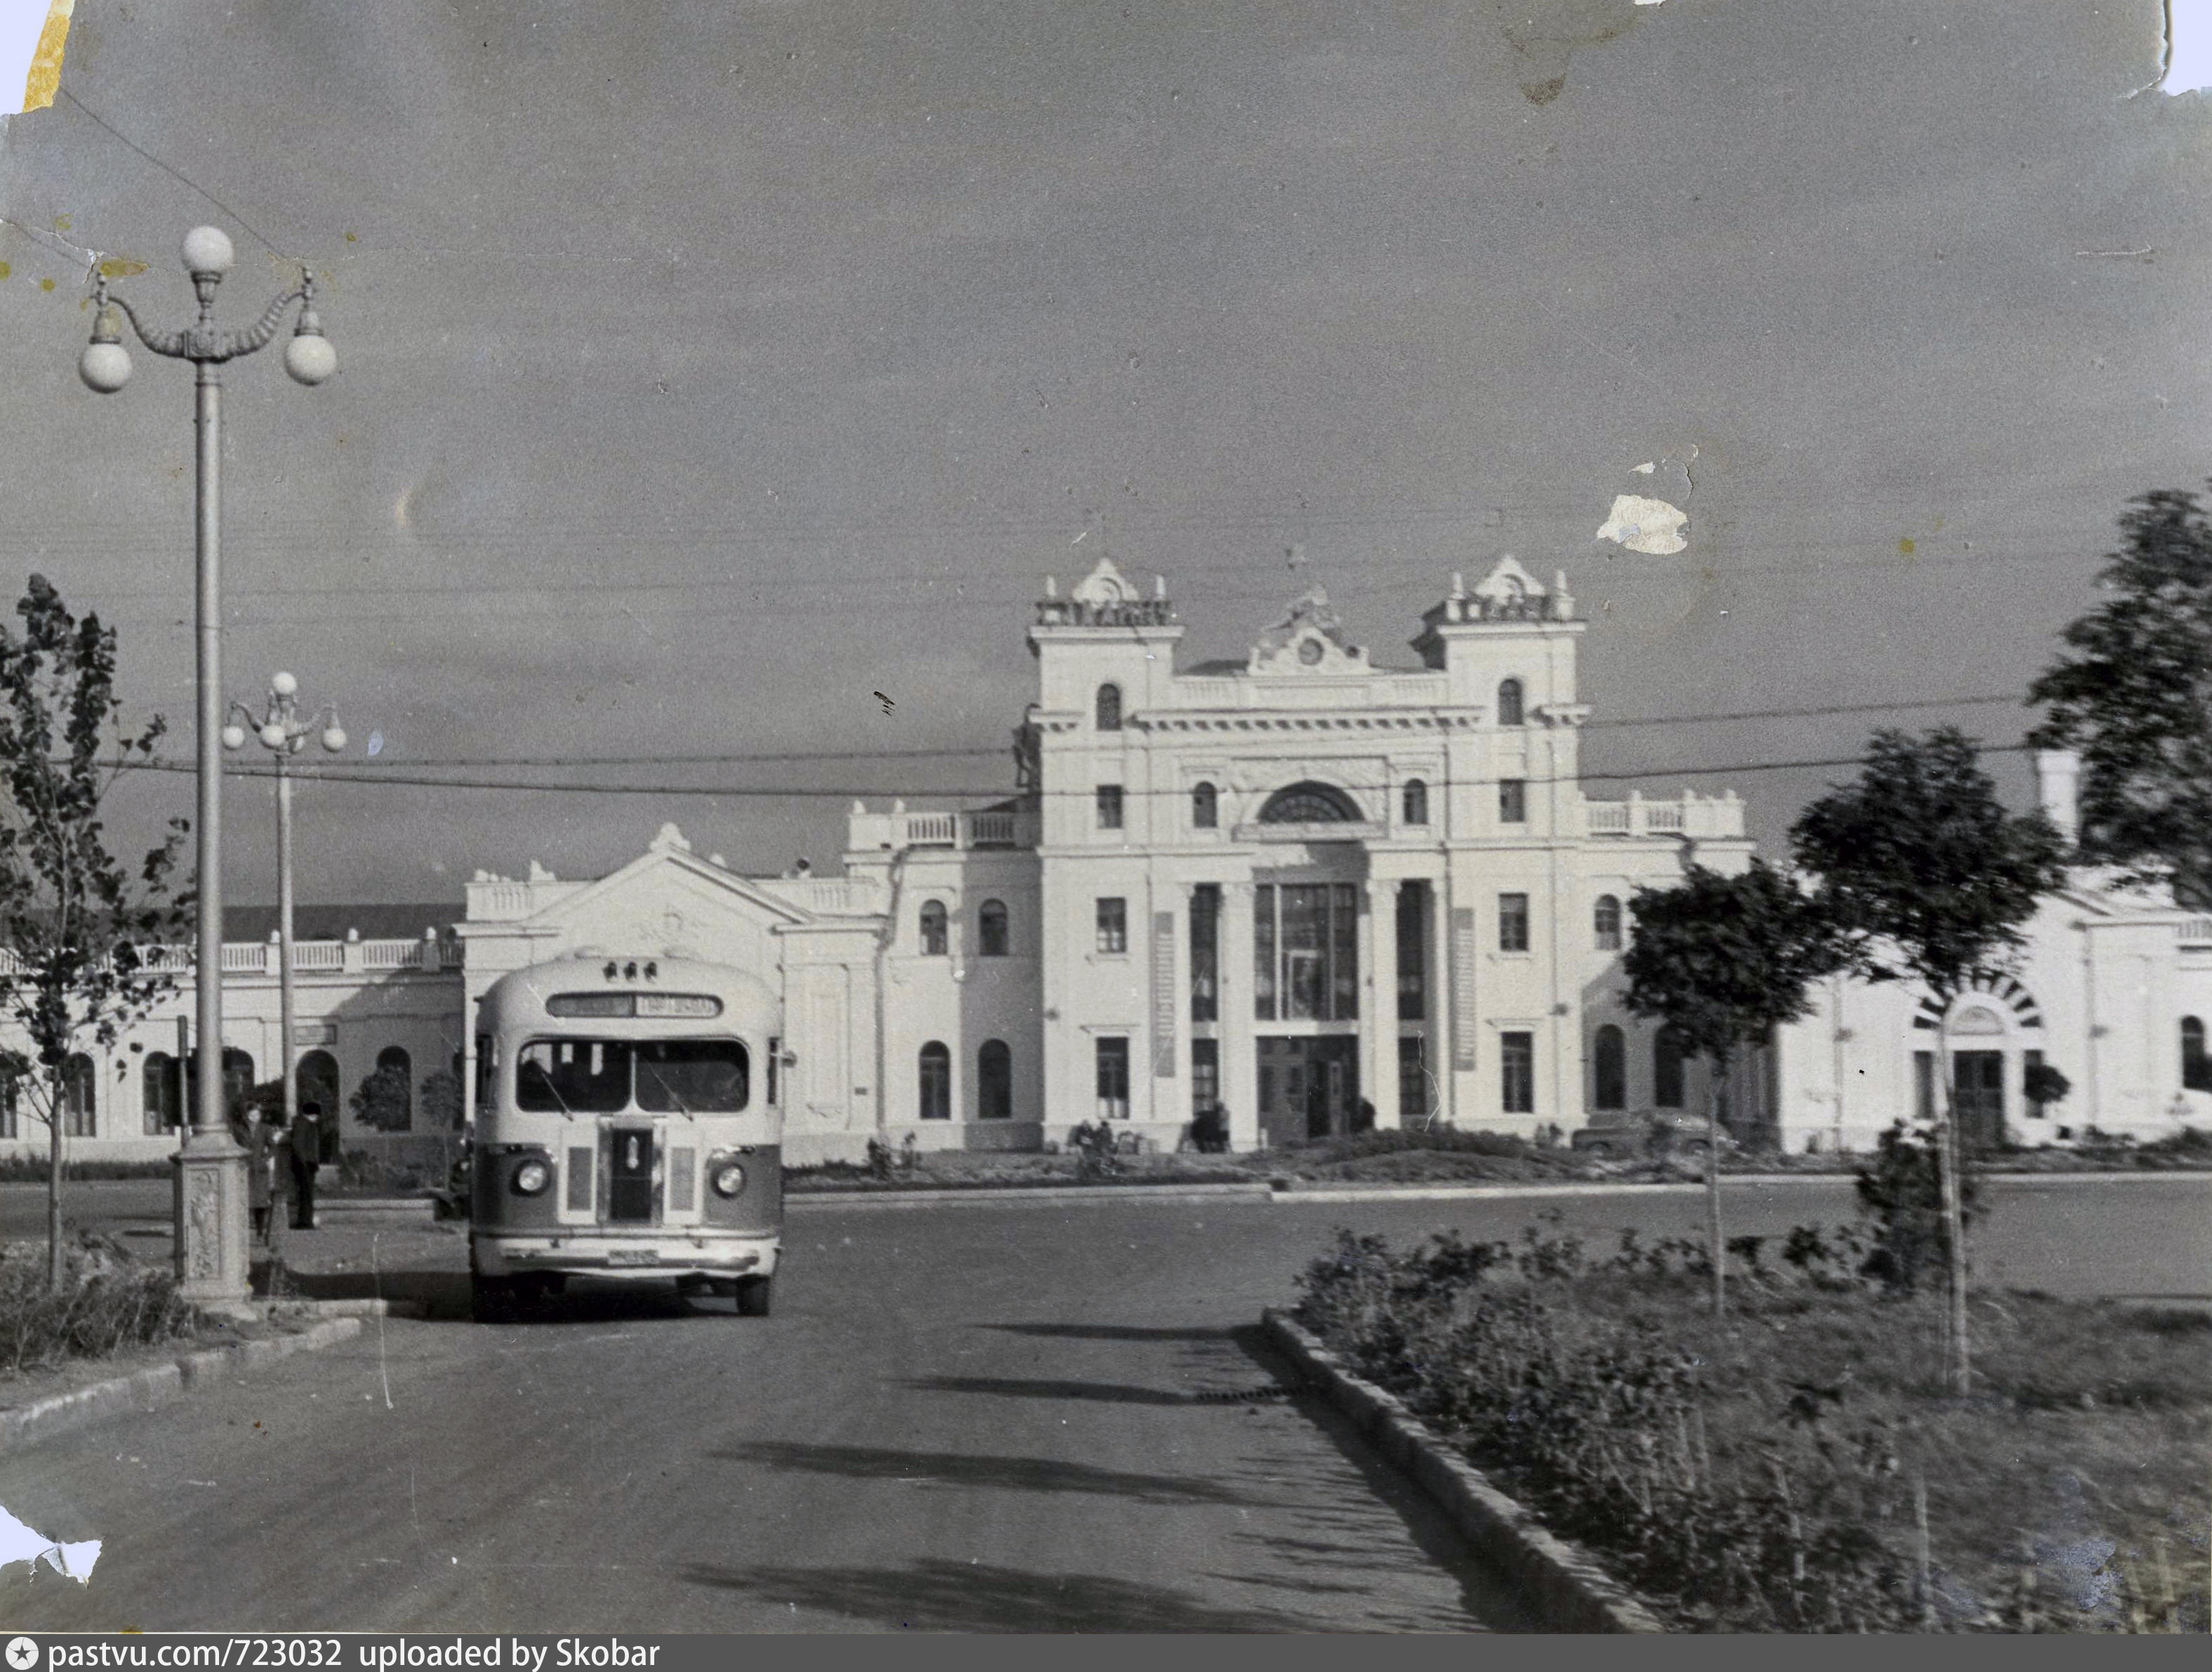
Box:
[515, 1037, 749, 1113]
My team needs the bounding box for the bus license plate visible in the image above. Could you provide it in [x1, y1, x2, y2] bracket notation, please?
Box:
[606, 1249, 657, 1267]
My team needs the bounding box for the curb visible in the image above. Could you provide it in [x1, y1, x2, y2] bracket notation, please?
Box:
[1261, 1309, 1668, 1635]
[788, 1181, 1276, 1209]
[0, 1317, 364, 1454]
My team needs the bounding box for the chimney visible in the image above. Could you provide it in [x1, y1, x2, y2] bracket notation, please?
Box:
[2033, 749, 2081, 847]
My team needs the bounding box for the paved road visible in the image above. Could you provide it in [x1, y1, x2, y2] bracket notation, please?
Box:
[0, 1176, 2204, 1632]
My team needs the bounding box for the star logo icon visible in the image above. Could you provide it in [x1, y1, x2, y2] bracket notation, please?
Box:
[8, 1636, 39, 1669]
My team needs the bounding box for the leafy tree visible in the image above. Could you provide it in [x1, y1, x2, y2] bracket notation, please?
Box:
[1620, 858, 1844, 1317]
[2028, 486, 2212, 904]
[1854, 1121, 1984, 1295]
[1791, 727, 2068, 1393]
[349, 1060, 413, 1132]
[418, 1068, 463, 1132]
[0, 576, 189, 1287]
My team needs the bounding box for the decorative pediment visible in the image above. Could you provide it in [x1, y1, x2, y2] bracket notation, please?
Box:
[1248, 587, 1372, 676]
[1471, 556, 1547, 609]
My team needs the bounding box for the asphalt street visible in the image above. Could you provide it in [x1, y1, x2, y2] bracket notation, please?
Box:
[0, 1176, 2204, 1632]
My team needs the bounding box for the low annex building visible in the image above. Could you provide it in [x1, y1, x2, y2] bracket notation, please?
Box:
[7, 557, 2208, 1166]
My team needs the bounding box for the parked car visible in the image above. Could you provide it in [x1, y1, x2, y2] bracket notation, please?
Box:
[1570, 1110, 1737, 1159]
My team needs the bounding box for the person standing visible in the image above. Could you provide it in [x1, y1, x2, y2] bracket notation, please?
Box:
[237, 1105, 273, 1243]
[288, 1100, 326, 1230]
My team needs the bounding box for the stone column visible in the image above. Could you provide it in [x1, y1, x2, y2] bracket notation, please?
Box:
[1361, 878, 1399, 1130]
[1428, 871, 1456, 1127]
[1221, 880, 1259, 1151]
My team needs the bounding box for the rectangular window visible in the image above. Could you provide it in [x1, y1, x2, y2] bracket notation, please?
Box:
[1191, 1039, 1219, 1117]
[1501, 1031, 1535, 1115]
[1096, 1037, 1131, 1120]
[1190, 884, 1219, 1023]
[1499, 779, 1527, 823]
[1499, 892, 1530, 953]
[1095, 785, 1124, 830]
[1396, 883, 1427, 1022]
[1095, 896, 1128, 955]
[1914, 1051, 1935, 1123]
[1254, 884, 1277, 1021]
[767, 1036, 781, 1107]
[1398, 1035, 1429, 1121]
[1253, 882, 1359, 1023]
[2022, 1047, 2045, 1118]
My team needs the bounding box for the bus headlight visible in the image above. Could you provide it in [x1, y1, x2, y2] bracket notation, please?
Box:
[710, 1162, 746, 1198]
[511, 1157, 552, 1196]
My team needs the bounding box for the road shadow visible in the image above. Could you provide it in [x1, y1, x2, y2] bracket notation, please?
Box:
[682, 1555, 1310, 1631]
[976, 1322, 1237, 1343]
[708, 1440, 1273, 1507]
[903, 1374, 1199, 1405]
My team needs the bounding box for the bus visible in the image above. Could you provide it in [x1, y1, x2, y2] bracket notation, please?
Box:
[468, 953, 783, 1322]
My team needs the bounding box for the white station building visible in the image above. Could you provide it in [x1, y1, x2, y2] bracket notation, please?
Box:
[8, 556, 2210, 1167]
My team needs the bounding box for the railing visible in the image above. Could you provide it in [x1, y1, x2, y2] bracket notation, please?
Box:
[1164, 672, 1452, 710]
[221, 944, 267, 974]
[1582, 792, 1745, 840]
[1035, 597, 1175, 628]
[2177, 917, 2212, 945]
[0, 938, 449, 978]
[847, 805, 1037, 854]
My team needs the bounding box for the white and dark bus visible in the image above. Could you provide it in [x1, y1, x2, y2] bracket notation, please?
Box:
[468, 955, 783, 1322]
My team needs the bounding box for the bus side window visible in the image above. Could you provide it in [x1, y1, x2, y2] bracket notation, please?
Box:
[475, 1034, 494, 1111]
[768, 1036, 780, 1107]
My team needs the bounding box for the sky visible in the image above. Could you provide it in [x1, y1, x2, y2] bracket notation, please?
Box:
[0, 0, 2206, 908]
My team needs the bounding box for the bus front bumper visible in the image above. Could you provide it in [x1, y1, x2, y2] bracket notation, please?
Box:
[474, 1233, 781, 1281]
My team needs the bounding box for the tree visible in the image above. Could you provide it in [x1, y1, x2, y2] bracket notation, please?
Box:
[0, 576, 189, 1287]
[1620, 858, 1844, 1318]
[2028, 486, 2212, 904]
[350, 1060, 413, 1132]
[1791, 727, 2068, 1393]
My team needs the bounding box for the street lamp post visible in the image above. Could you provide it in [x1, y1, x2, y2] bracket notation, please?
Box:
[224, 677, 345, 1256]
[79, 226, 336, 1303]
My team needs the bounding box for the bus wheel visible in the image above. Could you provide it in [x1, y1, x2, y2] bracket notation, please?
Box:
[734, 1275, 773, 1318]
[471, 1274, 517, 1325]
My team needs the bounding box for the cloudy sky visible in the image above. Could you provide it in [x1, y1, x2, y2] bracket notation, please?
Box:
[0, 0, 2206, 908]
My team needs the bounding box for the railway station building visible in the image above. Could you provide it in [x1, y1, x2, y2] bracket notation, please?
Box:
[6, 557, 2209, 1166]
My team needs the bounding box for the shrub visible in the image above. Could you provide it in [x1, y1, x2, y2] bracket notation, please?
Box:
[1854, 1122, 1983, 1294]
[2139, 1125, 2212, 1157]
[0, 1233, 199, 1374]
[1294, 1127, 1532, 1165]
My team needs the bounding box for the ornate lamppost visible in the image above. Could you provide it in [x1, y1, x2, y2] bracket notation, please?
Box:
[224, 675, 345, 1249]
[79, 226, 336, 1303]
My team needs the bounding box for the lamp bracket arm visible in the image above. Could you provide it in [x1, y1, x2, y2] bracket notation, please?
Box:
[216, 286, 307, 362]
[103, 292, 190, 359]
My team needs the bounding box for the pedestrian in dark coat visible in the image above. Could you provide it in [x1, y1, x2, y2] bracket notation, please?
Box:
[287, 1101, 326, 1230]
[238, 1108, 273, 1242]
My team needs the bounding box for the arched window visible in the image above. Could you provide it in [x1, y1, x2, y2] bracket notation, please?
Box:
[1654, 1026, 1689, 1110]
[977, 1040, 1012, 1121]
[1257, 781, 1362, 824]
[355, 1045, 413, 1132]
[1497, 678, 1525, 726]
[978, 899, 1008, 957]
[1594, 894, 1622, 951]
[143, 1051, 182, 1135]
[1593, 1025, 1627, 1111]
[919, 899, 948, 956]
[2185, 1016, 2212, 1092]
[296, 1050, 340, 1128]
[1401, 779, 1429, 826]
[918, 1042, 951, 1121]
[1191, 781, 1218, 830]
[1096, 684, 1122, 731]
[62, 1052, 96, 1137]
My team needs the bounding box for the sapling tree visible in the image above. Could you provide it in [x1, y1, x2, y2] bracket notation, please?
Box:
[2028, 485, 2212, 904]
[1791, 727, 2067, 1393]
[1621, 858, 1844, 1317]
[0, 576, 190, 1287]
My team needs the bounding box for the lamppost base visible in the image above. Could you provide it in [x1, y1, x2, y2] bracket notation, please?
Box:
[172, 1129, 251, 1304]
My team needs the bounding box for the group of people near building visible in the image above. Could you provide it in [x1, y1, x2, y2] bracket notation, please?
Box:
[226, 1101, 331, 1239]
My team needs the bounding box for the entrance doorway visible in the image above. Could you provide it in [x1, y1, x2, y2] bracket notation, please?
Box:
[1257, 1037, 1359, 1147]
[1953, 1051, 2005, 1150]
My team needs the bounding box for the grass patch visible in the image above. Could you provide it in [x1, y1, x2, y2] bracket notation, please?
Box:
[0, 1233, 201, 1377]
[1295, 1219, 2209, 1632]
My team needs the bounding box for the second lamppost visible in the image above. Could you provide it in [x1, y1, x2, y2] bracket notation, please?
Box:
[225, 674, 345, 1243]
